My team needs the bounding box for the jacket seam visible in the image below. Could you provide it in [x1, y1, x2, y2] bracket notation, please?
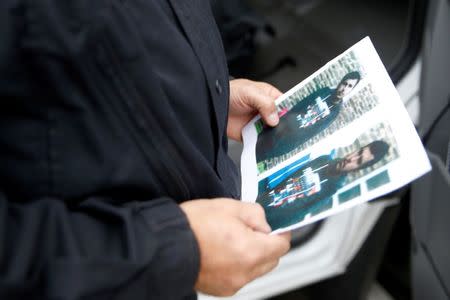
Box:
[45, 103, 53, 196]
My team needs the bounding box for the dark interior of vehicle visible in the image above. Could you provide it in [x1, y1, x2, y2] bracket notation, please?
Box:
[220, 0, 413, 91]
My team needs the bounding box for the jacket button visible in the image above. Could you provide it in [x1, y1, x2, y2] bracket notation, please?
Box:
[215, 79, 222, 95]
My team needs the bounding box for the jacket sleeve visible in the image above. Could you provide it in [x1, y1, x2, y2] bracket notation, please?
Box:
[0, 191, 200, 300]
[0, 2, 200, 298]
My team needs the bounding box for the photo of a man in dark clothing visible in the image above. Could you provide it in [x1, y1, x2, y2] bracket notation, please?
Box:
[257, 140, 389, 231]
[256, 71, 362, 163]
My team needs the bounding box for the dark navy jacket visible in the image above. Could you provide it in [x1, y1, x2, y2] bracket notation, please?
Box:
[0, 0, 239, 299]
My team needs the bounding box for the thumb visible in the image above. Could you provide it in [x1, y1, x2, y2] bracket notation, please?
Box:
[258, 97, 279, 127]
[254, 83, 282, 127]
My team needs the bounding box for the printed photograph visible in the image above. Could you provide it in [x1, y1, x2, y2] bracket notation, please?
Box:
[254, 51, 381, 174]
[256, 123, 399, 232]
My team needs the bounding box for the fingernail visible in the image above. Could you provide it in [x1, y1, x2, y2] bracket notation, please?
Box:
[268, 112, 279, 126]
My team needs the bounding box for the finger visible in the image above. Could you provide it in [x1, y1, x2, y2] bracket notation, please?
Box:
[251, 92, 279, 127]
[243, 233, 290, 279]
[253, 82, 282, 127]
[239, 203, 272, 233]
[249, 258, 281, 280]
[277, 231, 292, 243]
[255, 232, 291, 260]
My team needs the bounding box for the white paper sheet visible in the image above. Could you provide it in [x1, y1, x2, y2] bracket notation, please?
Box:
[241, 37, 431, 234]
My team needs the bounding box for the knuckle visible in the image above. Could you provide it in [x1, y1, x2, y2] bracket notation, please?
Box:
[232, 274, 248, 291]
[220, 286, 237, 297]
[268, 259, 281, 273]
[261, 259, 279, 276]
[273, 258, 281, 268]
[223, 274, 246, 295]
[282, 239, 291, 254]
[254, 204, 266, 218]
[263, 95, 275, 107]
[221, 289, 236, 297]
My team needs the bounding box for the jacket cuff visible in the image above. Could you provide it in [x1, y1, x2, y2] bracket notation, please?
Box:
[136, 198, 200, 299]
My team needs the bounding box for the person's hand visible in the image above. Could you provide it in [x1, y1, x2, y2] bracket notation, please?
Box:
[180, 198, 291, 296]
[228, 79, 283, 141]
